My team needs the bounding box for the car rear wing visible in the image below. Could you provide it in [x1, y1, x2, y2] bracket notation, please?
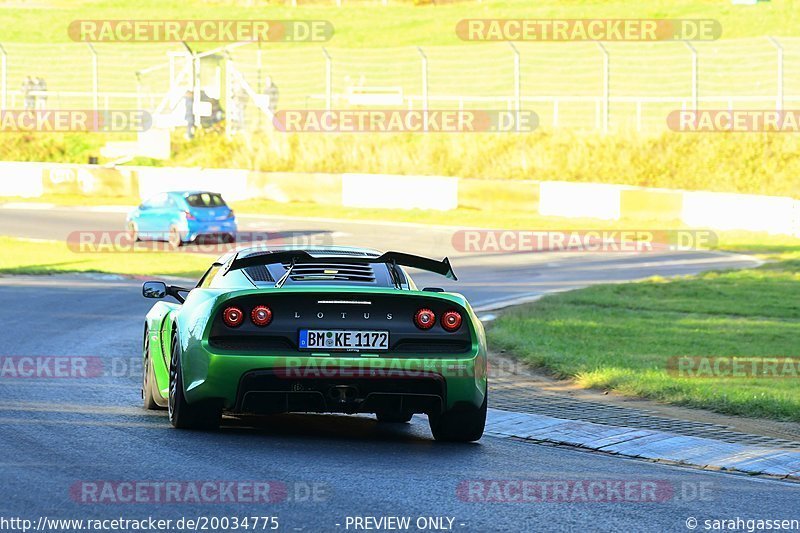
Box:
[222, 250, 458, 281]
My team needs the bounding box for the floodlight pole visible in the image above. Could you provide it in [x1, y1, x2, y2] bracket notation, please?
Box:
[596, 41, 609, 134]
[768, 36, 783, 111]
[86, 42, 99, 111]
[182, 42, 200, 130]
[683, 41, 698, 111]
[509, 42, 521, 132]
[0, 44, 7, 110]
[322, 47, 332, 111]
[417, 47, 428, 131]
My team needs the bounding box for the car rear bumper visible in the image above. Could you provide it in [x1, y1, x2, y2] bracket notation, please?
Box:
[183, 220, 237, 242]
[181, 348, 487, 415]
[235, 368, 447, 415]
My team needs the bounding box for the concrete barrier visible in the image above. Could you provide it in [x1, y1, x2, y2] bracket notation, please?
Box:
[682, 191, 800, 235]
[0, 160, 798, 236]
[246, 171, 341, 205]
[133, 166, 249, 201]
[620, 188, 683, 222]
[539, 181, 627, 220]
[342, 173, 458, 210]
[0, 162, 44, 197]
[459, 179, 539, 212]
[42, 165, 138, 197]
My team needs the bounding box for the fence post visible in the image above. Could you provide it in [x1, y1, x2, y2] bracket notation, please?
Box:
[553, 99, 559, 127]
[224, 58, 231, 138]
[322, 47, 332, 111]
[683, 41, 698, 111]
[509, 42, 521, 132]
[86, 42, 99, 110]
[596, 42, 609, 134]
[135, 71, 141, 112]
[417, 46, 428, 131]
[0, 44, 6, 110]
[768, 36, 783, 111]
[256, 42, 263, 129]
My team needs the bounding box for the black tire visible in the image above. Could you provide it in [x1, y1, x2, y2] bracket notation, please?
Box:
[168, 331, 220, 430]
[168, 226, 183, 248]
[142, 334, 163, 410]
[376, 411, 413, 423]
[429, 389, 487, 442]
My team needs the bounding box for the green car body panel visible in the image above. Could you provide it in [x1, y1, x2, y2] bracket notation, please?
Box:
[142, 247, 488, 440]
[146, 287, 487, 409]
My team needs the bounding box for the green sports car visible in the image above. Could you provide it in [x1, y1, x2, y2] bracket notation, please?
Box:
[141, 246, 488, 442]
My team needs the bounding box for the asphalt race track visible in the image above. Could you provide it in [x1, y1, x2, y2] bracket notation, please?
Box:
[0, 206, 761, 309]
[1, 206, 796, 532]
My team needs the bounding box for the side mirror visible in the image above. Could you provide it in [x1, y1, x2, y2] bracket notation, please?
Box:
[142, 281, 167, 299]
[138, 203, 148, 210]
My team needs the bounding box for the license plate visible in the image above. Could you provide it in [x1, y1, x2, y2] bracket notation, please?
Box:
[207, 225, 221, 231]
[299, 330, 389, 351]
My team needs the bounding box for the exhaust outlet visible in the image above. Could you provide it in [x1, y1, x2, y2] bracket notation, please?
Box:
[328, 385, 358, 403]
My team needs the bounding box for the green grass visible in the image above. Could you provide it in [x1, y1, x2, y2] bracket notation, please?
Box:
[0, 237, 209, 279]
[2, 0, 799, 197]
[487, 243, 800, 421]
[7, 128, 800, 198]
[2, 1, 797, 126]
[169, 130, 800, 197]
[4, 0, 797, 45]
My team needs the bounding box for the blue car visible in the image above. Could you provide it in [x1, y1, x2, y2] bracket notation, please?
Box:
[126, 191, 237, 247]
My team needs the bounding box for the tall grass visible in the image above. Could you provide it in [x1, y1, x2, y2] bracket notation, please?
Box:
[168, 129, 800, 197]
[4, 129, 800, 198]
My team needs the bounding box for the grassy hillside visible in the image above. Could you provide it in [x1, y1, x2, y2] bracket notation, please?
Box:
[1, 0, 798, 44]
[5, 129, 798, 198]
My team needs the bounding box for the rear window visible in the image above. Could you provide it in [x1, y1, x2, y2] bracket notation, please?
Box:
[185, 193, 226, 208]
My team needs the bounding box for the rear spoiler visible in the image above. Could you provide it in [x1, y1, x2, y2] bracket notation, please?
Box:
[222, 250, 457, 280]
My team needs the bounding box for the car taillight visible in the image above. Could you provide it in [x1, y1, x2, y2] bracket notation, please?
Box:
[441, 310, 462, 332]
[222, 306, 244, 327]
[251, 305, 272, 326]
[414, 308, 436, 330]
[184, 210, 196, 220]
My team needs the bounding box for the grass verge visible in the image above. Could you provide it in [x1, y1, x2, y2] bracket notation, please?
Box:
[487, 243, 800, 421]
[3, 224, 799, 422]
[0, 237, 209, 279]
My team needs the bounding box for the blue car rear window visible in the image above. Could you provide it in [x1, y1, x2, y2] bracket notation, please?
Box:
[186, 193, 226, 207]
